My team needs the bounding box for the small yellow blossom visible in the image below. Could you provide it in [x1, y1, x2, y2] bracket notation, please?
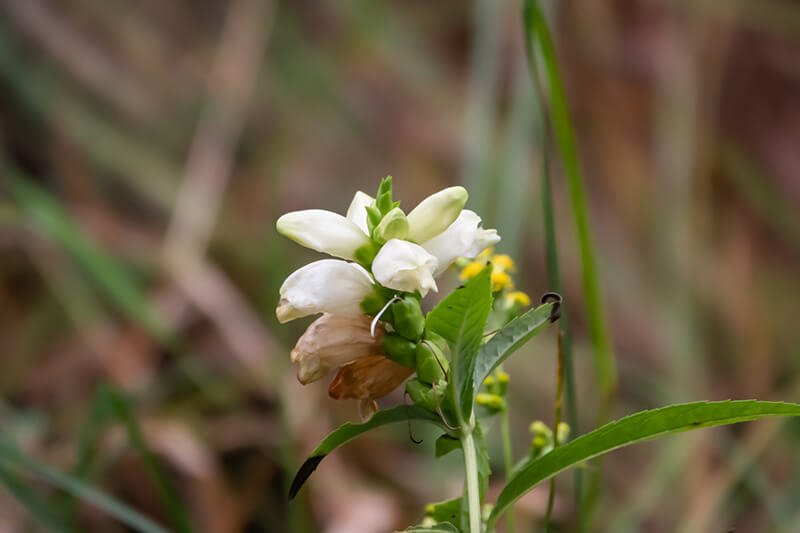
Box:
[496, 370, 510, 384]
[505, 291, 531, 307]
[482, 375, 496, 387]
[476, 393, 506, 411]
[491, 271, 512, 292]
[492, 254, 515, 272]
[459, 260, 485, 281]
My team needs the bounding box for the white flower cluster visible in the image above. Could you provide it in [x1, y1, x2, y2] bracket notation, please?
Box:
[275, 184, 500, 324]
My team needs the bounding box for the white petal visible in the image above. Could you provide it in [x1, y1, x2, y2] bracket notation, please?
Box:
[422, 210, 501, 276]
[372, 239, 438, 296]
[276, 259, 374, 323]
[276, 209, 369, 260]
[406, 186, 468, 243]
[345, 191, 375, 235]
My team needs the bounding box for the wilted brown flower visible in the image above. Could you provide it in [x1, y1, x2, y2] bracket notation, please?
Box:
[328, 355, 414, 419]
[291, 313, 384, 384]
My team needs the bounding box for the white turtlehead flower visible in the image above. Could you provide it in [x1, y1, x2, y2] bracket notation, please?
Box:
[406, 186, 468, 243]
[276, 190, 375, 261]
[372, 239, 438, 296]
[276, 259, 374, 323]
[422, 209, 501, 275]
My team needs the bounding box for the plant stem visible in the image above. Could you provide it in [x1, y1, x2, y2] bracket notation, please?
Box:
[462, 425, 482, 533]
[545, 329, 566, 531]
[500, 408, 515, 533]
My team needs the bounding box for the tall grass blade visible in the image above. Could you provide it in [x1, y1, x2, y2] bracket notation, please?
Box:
[521, 0, 617, 397]
[0, 436, 170, 533]
[0, 463, 72, 532]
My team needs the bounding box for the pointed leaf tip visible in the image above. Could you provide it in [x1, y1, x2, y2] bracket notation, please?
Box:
[288, 455, 325, 500]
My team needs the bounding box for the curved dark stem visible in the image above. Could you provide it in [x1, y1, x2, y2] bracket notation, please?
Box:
[403, 392, 424, 444]
[541, 291, 563, 323]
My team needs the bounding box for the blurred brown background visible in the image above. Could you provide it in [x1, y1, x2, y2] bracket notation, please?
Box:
[1, 0, 799, 531]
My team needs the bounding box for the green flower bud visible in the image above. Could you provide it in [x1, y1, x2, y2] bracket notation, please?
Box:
[373, 207, 409, 244]
[556, 422, 571, 444]
[476, 392, 506, 413]
[383, 333, 417, 368]
[529, 420, 553, 439]
[391, 296, 425, 340]
[416, 340, 448, 384]
[405, 378, 445, 412]
[360, 291, 387, 316]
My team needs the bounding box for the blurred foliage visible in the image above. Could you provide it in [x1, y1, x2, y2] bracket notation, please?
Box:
[0, 0, 799, 531]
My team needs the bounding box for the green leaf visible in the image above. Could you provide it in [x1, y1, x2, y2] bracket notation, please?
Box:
[435, 434, 461, 458]
[522, 0, 617, 396]
[487, 400, 800, 528]
[289, 406, 442, 499]
[426, 266, 492, 423]
[0, 437, 170, 533]
[473, 301, 556, 388]
[425, 497, 461, 525]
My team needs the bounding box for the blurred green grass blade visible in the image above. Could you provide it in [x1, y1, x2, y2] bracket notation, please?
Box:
[5, 170, 169, 342]
[522, 0, 617, 397]
[71, 386, 192, 533]
[0, 463, 72, 532]
[487, 400, 800, 528]
[522, 2, 584, 526]
[0, 436, 170, 533]
[719, 142, 800, 257]
[104, 387, 193, 533]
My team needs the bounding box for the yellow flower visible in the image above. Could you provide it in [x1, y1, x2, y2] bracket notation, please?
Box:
[459, 260, 485, 281]
[492, 254, 515, 273]
[505, 291, 531, 307]
[491, 271, 512, 292]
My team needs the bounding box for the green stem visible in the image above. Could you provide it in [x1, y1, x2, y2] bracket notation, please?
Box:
[500, 409, 515, 533]
[521, 1, 585, 528]
[545, 329, 566, 531]
[462, 426, 482, 533]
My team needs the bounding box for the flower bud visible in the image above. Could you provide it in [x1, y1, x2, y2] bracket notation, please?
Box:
[406, 186, 468, 243]
[383, 333, 417, 368]
[405, 378, 440, 412]
[476, 393, 506, 412]
[290, 314, 383, 384]
[416, 340, 448, 385]
[372, 239, 438, 296]
[556, 422, 571, 444]
[373, 207, 409, 243]
[391, 295, 425, 340]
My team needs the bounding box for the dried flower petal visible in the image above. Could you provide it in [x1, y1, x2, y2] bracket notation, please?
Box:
[328, 355, 414, 400]
[291, 314, 384, 384]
